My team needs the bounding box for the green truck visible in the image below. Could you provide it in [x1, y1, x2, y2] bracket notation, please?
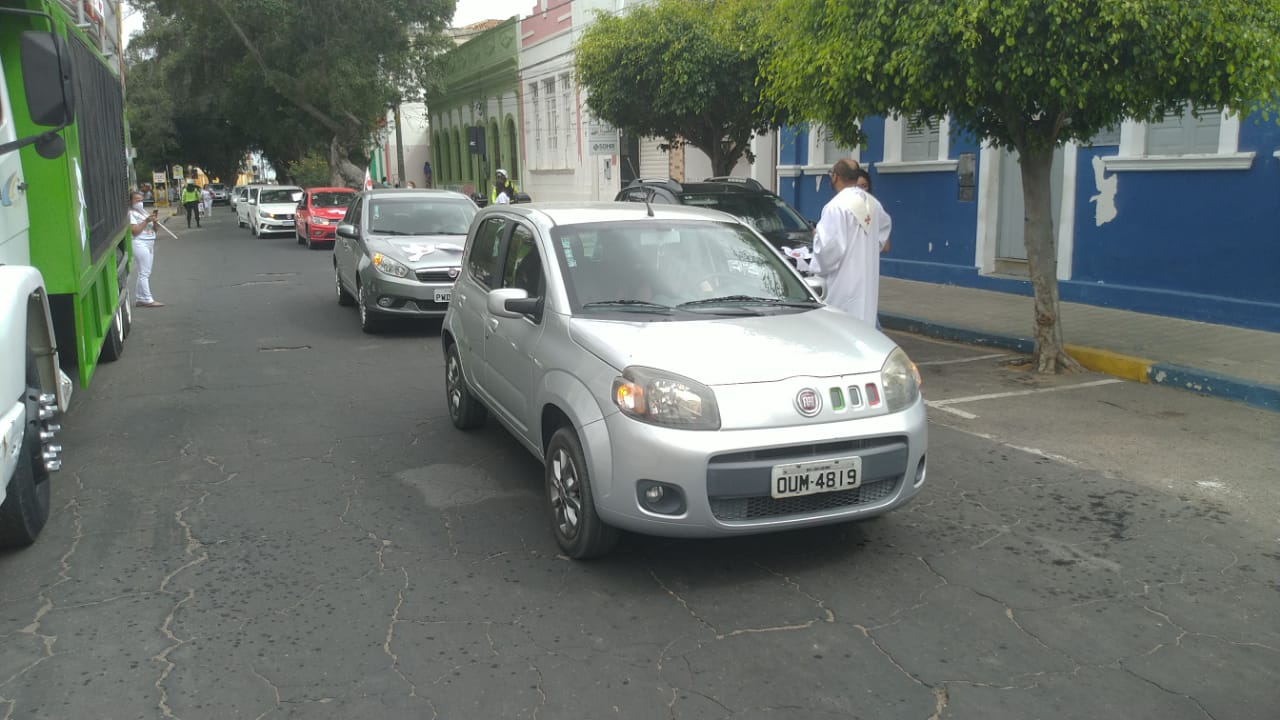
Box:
[0, 0, 133, 546]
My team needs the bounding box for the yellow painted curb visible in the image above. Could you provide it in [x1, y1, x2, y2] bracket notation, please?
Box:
[1064, 344, 1153, 383]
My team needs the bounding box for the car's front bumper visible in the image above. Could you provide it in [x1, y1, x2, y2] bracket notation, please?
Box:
[257, 217, 295, 234]
[361, 269, 455, 318]
[305, 223, 338, 241]
[586, 399, 928, 538]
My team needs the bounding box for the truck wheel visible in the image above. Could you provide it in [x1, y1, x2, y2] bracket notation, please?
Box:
[296, 226, 305, 245]
[100, 305, 126, 362]
[0, 372, 54, 548]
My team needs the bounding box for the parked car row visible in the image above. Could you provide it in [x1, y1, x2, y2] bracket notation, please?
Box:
[283, 177, 926, 559]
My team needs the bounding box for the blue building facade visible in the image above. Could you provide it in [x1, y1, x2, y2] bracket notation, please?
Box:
[776, 112, 1280, 332]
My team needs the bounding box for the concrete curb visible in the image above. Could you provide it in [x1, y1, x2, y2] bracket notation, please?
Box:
[880, 312, 1280, 413]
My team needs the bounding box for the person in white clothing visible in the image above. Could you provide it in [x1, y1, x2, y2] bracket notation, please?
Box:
[810, 159, 892, 326]
[200, 185, 213, 218]
[128, 191, 164, 307]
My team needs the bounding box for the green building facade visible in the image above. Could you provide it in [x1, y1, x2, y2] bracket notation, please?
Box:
[428, 18, 522, 200]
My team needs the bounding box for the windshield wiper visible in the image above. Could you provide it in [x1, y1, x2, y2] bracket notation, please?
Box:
[581, 299, 673, 313]
[372, 229, 413, 236]
[678, 295, 821, 308]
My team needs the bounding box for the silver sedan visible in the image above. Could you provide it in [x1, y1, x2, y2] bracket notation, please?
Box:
[442, 203, 927, 559]
[333, 189, 478, 333]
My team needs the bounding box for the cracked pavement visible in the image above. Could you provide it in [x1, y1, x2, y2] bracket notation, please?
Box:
[0, 213, 1276, 719]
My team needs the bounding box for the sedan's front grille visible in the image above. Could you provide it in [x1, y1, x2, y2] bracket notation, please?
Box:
[710, 477, 901, 521]
[415, 268, 459, 283]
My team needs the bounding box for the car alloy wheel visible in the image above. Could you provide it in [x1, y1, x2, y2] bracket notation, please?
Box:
[548, 445, 583, 540]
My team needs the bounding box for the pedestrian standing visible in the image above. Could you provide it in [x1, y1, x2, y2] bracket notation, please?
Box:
[128, 191, 164, 307]
[200, 184, 213, 218]
[810, 159, 892, 326]
[180, 181, 202, 228]
[423, 161, 433, 188]
[850, 167, 889, 253]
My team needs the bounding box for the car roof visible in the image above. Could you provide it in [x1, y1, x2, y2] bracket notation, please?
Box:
[485, 201, 745, 228]
[359, 188, 473, 201]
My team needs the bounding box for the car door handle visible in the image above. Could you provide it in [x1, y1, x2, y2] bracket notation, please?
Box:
[485, 318, 499, 335]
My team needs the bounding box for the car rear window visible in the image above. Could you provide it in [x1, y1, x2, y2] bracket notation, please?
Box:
[678, 193, 809, 233]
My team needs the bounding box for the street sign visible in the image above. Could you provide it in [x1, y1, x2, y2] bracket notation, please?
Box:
[152, 172, 165, 185]
[588, 119, 618, 156]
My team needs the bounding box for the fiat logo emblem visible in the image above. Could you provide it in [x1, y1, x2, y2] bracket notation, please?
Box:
[795, 388, 822, 417]
[448, 267, 460, 279]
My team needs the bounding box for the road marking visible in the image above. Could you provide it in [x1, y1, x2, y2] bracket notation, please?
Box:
[916, 353, 1011, 367]
[926, 378, 1124, 419]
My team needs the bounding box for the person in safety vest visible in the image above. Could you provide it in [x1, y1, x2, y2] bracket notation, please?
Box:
[490, 169, 517, 205]
[181, 181, 202, 228]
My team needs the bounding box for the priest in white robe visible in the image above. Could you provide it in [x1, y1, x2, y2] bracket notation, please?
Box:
[810, 159, 892, 326]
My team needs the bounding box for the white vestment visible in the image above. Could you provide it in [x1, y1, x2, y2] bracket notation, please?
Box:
[811, 187, 892, 326]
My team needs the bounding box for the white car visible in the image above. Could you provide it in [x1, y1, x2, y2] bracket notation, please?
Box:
[442, 203, 928, 558]
[235, 184, 264, 227]
[247, 185, 303, 237]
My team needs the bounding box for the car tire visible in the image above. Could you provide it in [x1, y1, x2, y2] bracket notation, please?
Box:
[296, 226, 305, 245]
[357, 283, 384, 334]
[237, 216, 245, 228]
[545, 427, 619, 560]
[306, 234, 316, 250]
[445, 343, 486, 430]
[99, 304, 126, 362]
[0, 364, 53, 548]
[335, 264, 355, 307]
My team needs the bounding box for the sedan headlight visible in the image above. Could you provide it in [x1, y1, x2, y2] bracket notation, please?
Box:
[258, 209, 270, 218]
[881, 347, 922, 413]
[371, 253, 410, 278]
[612, 366, 720, 430]
[313, 217, 332, 226]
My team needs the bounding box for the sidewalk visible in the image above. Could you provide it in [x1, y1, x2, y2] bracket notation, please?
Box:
[878, 278, 1280, 412]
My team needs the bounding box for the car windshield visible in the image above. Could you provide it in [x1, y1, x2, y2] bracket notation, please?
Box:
[552, 220, 815, 315]
[260, 189, 301, 204]
[368, 198, 476, 235]
[312, 192, 354, 208]
[210, 184, 226, 191]
[678, 193, 810, 234]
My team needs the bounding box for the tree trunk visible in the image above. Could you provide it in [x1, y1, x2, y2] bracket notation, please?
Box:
[328, 136, 366, 189]
[1019, 146, 1082, 374]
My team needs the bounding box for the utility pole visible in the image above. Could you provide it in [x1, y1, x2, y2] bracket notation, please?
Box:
[393, 103, 406, 187]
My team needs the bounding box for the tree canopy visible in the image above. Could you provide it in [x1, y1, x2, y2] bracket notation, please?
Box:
[574, 0, 783, 176]
[765, 0, 1280, 371]
[126, 0, 455, 186]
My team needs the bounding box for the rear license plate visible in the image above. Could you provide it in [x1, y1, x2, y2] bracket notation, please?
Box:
[770, 456, 862, 499]
[434, 289, 452, 303]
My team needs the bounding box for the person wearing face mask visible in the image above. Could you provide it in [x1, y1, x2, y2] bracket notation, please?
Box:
[129, 191, 164, 307]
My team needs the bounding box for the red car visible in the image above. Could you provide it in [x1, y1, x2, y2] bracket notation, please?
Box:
[295, 187, 357, 249]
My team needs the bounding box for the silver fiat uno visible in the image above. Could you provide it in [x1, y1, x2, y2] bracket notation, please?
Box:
[443, 203, 927, 559]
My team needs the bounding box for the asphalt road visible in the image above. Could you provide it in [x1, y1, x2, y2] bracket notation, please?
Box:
[2, 208, 1277, 719]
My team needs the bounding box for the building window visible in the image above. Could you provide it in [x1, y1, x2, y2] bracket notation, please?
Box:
[877, 114, 957, 173]
[529, 83, 541, 170]
[902, 117, 940, 162]
[561, 73, 573, 166]
[1104, 103, 1254, 171]
[544, 79, 558, 157]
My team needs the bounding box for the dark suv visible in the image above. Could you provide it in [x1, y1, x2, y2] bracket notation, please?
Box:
[615, 177, 813, 260]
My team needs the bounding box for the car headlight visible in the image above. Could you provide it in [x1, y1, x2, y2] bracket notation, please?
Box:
[612, 366, 720, 430]
[314, 217, 331, 226]
[881, 347, 922, 413]
[371, 253, 410, 278]
[258, 209, 270, 218]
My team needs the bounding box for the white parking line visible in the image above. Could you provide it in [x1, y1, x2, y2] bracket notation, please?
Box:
[916, 353, 1011, 367]
[926, 378, 1125, 419]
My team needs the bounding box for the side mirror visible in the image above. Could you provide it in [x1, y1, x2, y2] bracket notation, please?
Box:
[514, 192, 532, 204]
[20, 31, 75, 126]
[487, 287, 539, 319]
[471, 193, 489, 208]
[335, 223, 357, 239]
[803, 275, 826, 300]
